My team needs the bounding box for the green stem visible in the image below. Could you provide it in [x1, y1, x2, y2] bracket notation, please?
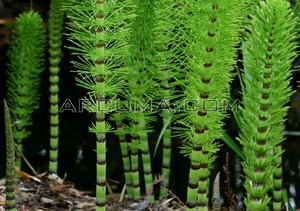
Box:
[48, 0, 64, 174]
[131, 136, 140, 200]
[140, 131, 153, 201]
[273, 144, 282, 210]
[66, 0, 132, 208]
[197, 156, 211, 210]
[95, 1, 106, 208]
[129, 110, 154, 199]
[113, 114, 134, 198]
[4, 100, 16, 211]
[186, 148, 211, 210]
[66, 0, 133, 208]
[154, 0, 178, 197]
[124, 0, 157, 200]
[95, 106, 106, 210]
[186, 147, 202, 210]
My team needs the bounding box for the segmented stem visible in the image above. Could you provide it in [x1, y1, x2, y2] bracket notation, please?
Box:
[154, 0, 179, 197]
[111, 113, 134, 198]
[177, 1, 241, 210]
[4, 100, 16, 211]
[124, 0, 158, 199]
[140, 131, 153, 199]
[273, 144, 282, 210]
[94, 2, 106, 209]
[48, 0, 64, 174]
[186, 148, 210, 210]
[132, 0, 155, 198]
[131, 133, 140, 200]
[240, 0, 297, 209]
[129, 112, 153, 200]
[66, 0, 130, 208]
[127, 110, 154, 200]
[95, 102, 106, 210]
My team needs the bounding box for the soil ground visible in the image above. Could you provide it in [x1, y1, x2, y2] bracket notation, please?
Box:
[0, 170, 185, 211]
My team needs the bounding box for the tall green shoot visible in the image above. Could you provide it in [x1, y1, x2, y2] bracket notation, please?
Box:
[153, 0, 180, 197]
[110, 112, 134, 198]
[48, 0, 65, 174]
[120, 0, 158, 199]
[65, 0, 132, 209]
[4, 100, 16, 211]
[239, 0, 298, 209]
[177, 1, 242, 209]
[6, 11, 46, 169]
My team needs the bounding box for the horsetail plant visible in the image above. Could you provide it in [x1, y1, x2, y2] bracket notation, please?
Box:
[119, 0, 160, 200]
[176, 1, 242, 209]
[152, 0, 180, 197]
[4, 100, 16, 211]
[48, 0, 65, 174]
[6, 11, 46, 169]
[110, 112, 134, 198]
[239, 0, 298, 210]
[65, 0, 132, 209]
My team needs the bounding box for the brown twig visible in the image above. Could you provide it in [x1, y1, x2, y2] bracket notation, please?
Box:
[14, 142, 37, 175]
[223, 152, 234, 207]
[106, 181, 113, 195]
[159, 186, 185, 207]
[119, 184, 126, 202]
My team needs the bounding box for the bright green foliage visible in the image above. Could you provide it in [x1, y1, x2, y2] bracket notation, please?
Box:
[65, 0, 132, 209]
[48, 0, 65, 174]
[4, 100, 16, 211]
[3, 1, 299, 210]
[177, 1, 242, 209]
[6, 11, 46, 169]
[153, 0, 179, 197]
[239, 0, 298, 210]
[120, 0, 160, 200]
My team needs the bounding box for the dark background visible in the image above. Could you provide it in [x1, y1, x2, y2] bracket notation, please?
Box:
[0, 0, 300, 209]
